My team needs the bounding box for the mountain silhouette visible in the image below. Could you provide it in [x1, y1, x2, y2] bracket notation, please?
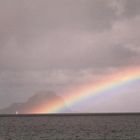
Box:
[0, 91, 71, 114]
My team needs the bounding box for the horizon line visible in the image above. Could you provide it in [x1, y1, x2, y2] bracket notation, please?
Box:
[0, 112, 140, 117]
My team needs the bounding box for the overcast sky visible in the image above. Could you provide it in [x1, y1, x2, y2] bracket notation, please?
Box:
[0, 0, 140, 112]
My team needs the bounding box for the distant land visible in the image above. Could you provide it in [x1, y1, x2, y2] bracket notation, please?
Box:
[0, 91, 72, 114]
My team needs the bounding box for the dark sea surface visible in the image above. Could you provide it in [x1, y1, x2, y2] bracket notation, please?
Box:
[0, 113, 140, 140]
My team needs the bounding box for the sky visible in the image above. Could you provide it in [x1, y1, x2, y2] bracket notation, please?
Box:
[0, 0, 140, 112]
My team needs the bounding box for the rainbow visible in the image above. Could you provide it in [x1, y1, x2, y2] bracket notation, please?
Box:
[32, 67, 140, 113]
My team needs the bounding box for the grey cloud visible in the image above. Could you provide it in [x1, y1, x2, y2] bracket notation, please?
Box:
[0, 29, 137, 71]
[123, 0, 140, 18]
[0, 0, 140, 111]
[0, 0, 139, 71]
[0, 0, 117, 49]
[109, 0, 127, 16]
[109, 0, 140, 18]
[85, 44, 135, 68]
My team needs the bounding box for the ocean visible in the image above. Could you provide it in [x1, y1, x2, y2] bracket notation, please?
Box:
[0, 113, 140, 140]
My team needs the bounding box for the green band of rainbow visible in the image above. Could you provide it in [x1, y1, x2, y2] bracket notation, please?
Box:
[33, 67, 140, 113]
